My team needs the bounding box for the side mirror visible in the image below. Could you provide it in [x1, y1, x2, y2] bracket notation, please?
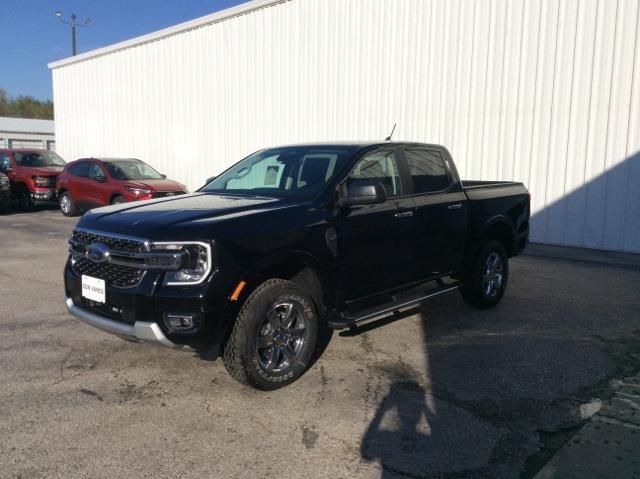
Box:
[338, 179, 387, 207]
[161, 174, 167, 179]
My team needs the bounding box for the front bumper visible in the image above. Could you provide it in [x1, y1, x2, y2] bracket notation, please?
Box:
[31, 188, 58, 205]
[65, 297, 181, 348]
[64, 258, 227, 351]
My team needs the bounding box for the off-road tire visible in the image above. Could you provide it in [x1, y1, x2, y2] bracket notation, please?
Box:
[461, 240, 509, 309]
[223, 279, 318, 390]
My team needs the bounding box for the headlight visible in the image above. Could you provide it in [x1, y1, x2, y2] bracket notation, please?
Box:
[33, 176, 50, 187]
[153, 242, 213, 285]
[126, 186, 152, 196]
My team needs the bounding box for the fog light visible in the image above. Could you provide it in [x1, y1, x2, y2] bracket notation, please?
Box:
[163, 313, 200, 333]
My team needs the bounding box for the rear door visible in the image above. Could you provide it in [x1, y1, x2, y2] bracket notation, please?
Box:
[335, 147, 419, 301]
[67, 161, 92, 209]
[401, 147, 467, 277]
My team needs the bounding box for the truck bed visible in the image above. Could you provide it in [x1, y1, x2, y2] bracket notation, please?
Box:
[462, 180, 524, 190]
[461, 180, 530, 257]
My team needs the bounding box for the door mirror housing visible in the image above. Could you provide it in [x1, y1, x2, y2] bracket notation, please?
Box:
[339, 179, 387, 207]
[205, 176, 216, 185]
[161, 174, 167, 179]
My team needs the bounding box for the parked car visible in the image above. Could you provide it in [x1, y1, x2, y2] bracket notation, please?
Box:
[0, 148, 66, 210]
[63, 142, 530, 390]
[56, 157, 188, 216]
[0, 172, 10, 213]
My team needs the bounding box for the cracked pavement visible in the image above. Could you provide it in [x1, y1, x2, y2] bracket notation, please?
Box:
[1, 209, 640, 478]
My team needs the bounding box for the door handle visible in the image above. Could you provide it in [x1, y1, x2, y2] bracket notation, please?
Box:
[394, 211, 414, 219]
[448, 203, 463, 211]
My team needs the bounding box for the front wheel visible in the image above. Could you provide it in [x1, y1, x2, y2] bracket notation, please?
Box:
[17, 187, 33, 212]
[461, 240, 509, 309]
[223, 279, 318, 390]
[111, 195, 126, 205]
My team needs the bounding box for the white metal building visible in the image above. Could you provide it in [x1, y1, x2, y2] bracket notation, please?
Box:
[0, 117, 55, 150]
[49, 0, 640, 253]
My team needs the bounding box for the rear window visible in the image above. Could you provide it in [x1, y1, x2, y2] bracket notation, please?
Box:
[405, 149, 452, 194]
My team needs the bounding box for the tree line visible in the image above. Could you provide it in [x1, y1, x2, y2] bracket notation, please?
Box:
[0, 88, 53, 120]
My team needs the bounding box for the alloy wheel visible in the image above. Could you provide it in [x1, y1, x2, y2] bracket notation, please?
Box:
[256, 302, 306, 373]
[482, 252, 504, 297]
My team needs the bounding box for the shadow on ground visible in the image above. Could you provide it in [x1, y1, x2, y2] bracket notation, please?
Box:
[357, 253, 640, 478]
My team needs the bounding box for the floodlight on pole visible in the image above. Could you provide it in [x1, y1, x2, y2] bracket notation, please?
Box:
[55, 11, 91, 56]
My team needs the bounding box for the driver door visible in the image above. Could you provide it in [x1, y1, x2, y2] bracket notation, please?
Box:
[334, 148, 418, 302]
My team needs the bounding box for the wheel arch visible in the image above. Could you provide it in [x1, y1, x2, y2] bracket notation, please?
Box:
[109, 192, 124, 204]
[478, 215, 516, 257]
[232, 251, 331, 316]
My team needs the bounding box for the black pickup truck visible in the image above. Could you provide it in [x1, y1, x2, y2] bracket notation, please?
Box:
[64, 142, 529, 389]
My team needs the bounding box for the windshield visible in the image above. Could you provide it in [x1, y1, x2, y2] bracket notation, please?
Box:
[201, 146, 356, 200]
[104, 160, 163, 180]
[14, 151, 65, 167]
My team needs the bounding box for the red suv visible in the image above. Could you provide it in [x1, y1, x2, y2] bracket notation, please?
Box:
[0, 148, 66, 210]
[56, 157, 188, 216]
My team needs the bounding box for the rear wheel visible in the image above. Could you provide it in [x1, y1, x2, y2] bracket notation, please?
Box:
[461, 240, 509, 309]
[223, 279, 318, 390]
[59, 191, 78, 216]
[111, 195, 125, 205]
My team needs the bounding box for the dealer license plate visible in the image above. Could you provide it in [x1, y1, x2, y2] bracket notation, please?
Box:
[82, 275, 106, 304]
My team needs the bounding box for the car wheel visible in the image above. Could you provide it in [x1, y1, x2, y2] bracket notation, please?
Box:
[111, 195, 125, 205]
[17, 187, 33, 212]
[59, 192, 78, 217]
[461, 240, 509, 309]
[223, 279, 319, 390]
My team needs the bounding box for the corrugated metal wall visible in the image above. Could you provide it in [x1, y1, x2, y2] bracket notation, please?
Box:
[51, 0, 640, 252]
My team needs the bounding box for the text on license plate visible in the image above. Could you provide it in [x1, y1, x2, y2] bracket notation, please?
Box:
[82, 275, 106, 303]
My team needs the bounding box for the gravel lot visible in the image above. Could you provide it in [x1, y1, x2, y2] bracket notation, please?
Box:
[1, 209, 639, 478]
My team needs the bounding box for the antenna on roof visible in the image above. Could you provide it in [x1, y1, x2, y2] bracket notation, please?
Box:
[385, 123, 397, 141]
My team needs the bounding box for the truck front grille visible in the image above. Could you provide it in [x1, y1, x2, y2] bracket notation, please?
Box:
[73, 257, 145, 288]
[72, 230, 147, 253]
[43, 176, 57, 188]
[70, 230, 147, 288]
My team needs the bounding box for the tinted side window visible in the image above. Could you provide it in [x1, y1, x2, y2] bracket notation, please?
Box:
[0, 153, 10, 172]
[348, 150, 402, 198]
[69, 162, 90, 177]
[88, 163, 105, 179]
[405, 149, 451, 194]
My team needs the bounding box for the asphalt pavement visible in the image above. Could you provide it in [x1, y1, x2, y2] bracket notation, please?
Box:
[1, 208, 640, 478]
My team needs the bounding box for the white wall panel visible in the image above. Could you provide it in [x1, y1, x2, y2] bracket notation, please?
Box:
[51, 0, 640, 252]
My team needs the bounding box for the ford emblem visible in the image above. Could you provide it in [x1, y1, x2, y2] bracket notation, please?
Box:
[86, 243, 111, 263]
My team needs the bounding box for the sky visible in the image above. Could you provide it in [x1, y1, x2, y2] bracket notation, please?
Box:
[0, 0, 246, 101]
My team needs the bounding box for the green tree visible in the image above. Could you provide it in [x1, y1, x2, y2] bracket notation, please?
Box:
[0, 88, 53, 120]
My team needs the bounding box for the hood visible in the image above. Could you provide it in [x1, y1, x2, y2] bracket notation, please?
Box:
[20, 166, 64, 176]
[77, 192, 299, 238]
[124, 178, 187, 192]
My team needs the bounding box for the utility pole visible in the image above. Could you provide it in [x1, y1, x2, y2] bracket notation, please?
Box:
[55, 11, 91, 56]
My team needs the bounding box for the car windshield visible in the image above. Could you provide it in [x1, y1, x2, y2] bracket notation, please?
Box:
[14, 151, 65, 167]
[104, 160, 163, 180]
[201, 146, 356, 200]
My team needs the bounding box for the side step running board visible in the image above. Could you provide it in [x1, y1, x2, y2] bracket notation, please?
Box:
[328, 282, 462, 330]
